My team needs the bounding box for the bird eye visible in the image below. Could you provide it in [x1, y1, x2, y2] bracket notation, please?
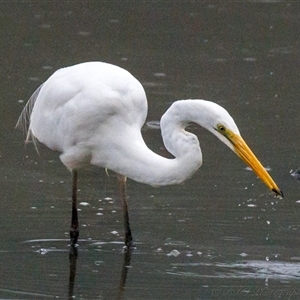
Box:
[217, 124, 226, 132]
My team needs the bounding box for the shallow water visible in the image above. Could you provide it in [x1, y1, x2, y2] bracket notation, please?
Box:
[1, 1, 300, 299]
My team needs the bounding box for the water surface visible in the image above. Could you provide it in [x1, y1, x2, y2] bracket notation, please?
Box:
[1, 1, 300, 299]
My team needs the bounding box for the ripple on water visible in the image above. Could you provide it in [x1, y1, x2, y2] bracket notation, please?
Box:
[167, 260, 300, 280]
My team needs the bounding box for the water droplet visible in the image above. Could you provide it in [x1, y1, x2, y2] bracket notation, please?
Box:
[153, 72, 166, 77]
[239, 252, 248, 257]
[94, 260, 103, 266]
[78, 31, 90, 37]
[104, 197, 113, 201]
[37, 248, 48, 255]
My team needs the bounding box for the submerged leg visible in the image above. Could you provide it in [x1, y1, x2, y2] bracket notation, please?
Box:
[70, 170, 79, 247]
[117, 175, 134, 249]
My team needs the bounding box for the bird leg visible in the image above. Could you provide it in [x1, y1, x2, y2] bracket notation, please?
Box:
[70, 170, 79, 247]
[117, 174, 134, 249]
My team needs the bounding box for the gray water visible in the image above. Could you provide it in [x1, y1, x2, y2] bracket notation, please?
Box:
[1, 1, 300, 299]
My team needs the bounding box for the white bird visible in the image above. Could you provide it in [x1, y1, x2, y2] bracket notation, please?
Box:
[17, 61, 283, 248]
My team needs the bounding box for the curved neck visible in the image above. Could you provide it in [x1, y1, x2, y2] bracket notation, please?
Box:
[109, 135, 201, 186]
[93, 107, 203, 186]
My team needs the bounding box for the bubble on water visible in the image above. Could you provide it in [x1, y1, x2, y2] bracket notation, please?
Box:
[167, 250, 180, 257]
[239, 253, 248, 257]
[104, 197, 113, 201]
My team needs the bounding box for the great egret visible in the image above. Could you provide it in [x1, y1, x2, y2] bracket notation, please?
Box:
[17, 61, 283, 248]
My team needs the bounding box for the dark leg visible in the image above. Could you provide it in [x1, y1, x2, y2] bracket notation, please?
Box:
[117, 175, 134, 249]
[70, 170, 79, 247]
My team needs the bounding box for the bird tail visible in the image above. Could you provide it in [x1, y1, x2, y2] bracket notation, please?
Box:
[16, 83, 44, 153]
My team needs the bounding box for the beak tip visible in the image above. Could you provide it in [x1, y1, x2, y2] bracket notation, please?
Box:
[272, 188, 284, 198]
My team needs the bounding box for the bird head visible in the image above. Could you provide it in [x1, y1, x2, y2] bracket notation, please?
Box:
[207, 105, 283, 198]
[163, 99, 283, 197]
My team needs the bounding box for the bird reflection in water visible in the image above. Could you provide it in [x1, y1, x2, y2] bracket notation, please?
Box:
[67, 247, 132, 299]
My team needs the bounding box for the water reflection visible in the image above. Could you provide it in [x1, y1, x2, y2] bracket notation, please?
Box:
[117, 250, 132, 300]
[68, 247, 77, 300]
[4, 228, 300, 299]
[20, 239, 133, 299]
[67, 245, 133, 300]
[66, 246, 134, 300]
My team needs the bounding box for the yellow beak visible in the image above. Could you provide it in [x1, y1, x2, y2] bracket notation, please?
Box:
[230, 133, 283, 198]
